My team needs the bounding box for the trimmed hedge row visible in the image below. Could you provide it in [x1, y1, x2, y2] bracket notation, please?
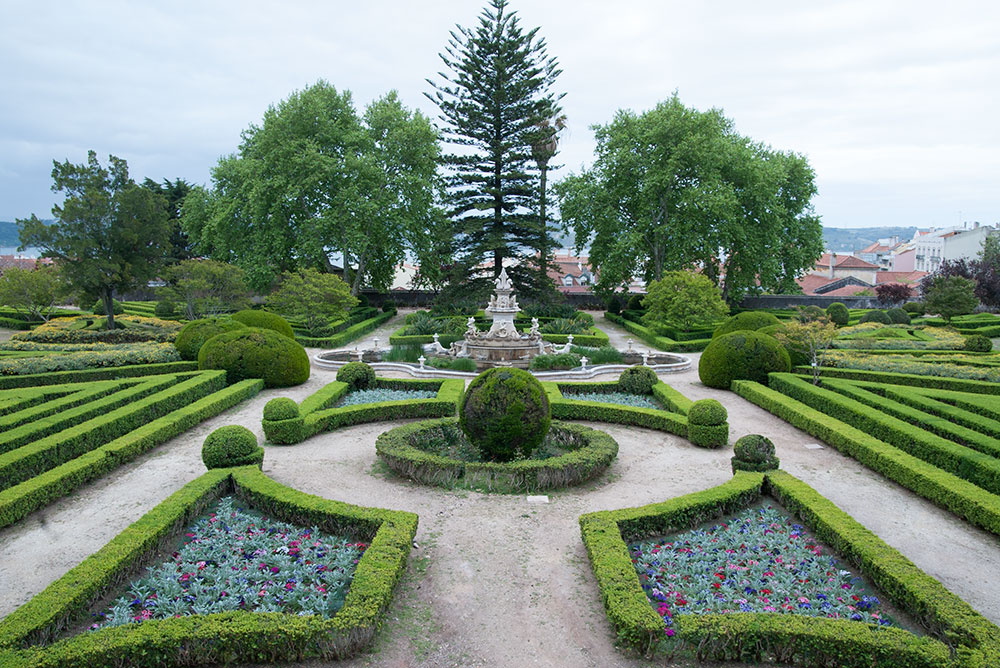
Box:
[387, 326, 610, 348]
[263, 378, 464, 445]
[0, 377, 262, 530]
[731, 380, 1000, 537]
[0, 361, 198, 389]
[769, 374, 1000, 496]
[603, 312, 711, 352]
[544, 382, 687, 437]
[794, 366, 1000, 395]
[294, 310, 396, 348]
[0, 467, 417, 666]
[376, 418, 618, 492]
[579, 470, 1000, 666]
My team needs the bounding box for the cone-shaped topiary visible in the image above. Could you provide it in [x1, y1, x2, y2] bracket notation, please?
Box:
[825, 302, 849, 326]
[202, 425, 264, 469]
[460, 367, 550, 462]
[618, 366, 659, 394]
[337, 361, 376, 390]
[687, 398, 729, 448]
[199, 327, 310, 387]
[859, 310, 892, 325]
[699, 331, 791, 390]
[731, 434, 779, 473]
[174, 318, 248, 361]
[713, 311, 781, 338]
[231, 309, 295, 339]
[263, 397, 300, 421]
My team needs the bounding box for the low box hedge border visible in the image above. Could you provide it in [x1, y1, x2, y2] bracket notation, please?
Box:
[0, 466, 418, 667]
[263, 377, 465, 445]
[731, 379, 1000, 538]
[387, 326, 610, 348]
[794, 366, 1000, 395]
[603, 313, 711, 352]
[376, 417, 618, 492]
[0, 361, 198, 389]
[0, 377, 263, 530]
[578, 470, 1000, 667]
[294, 310, 396, 348]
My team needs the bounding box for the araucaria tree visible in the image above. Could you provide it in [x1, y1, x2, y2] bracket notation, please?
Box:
[557, 94, 823, 303]
[17, 151, 169, 330]
[427, 0, 564, 298]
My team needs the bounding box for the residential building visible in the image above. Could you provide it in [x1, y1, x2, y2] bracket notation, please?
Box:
[912, 223, 998, 272]
[812, 253, 881, 285]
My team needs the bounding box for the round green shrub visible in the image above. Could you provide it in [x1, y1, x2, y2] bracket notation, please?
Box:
[201, 425, 263, 469]
[154, 300, 176, 318]
[460, 367, 550, 463]
[731, 434, 779, 473]
[687, 399, 728, 448]
[825, 302, 850, 327]
[263, 397, 300, 421]
[337, 361, 376, 390]
[688, 398, 727, 425]
[382, 299, 396, 313]
[713, 311, 781, 338]
[886, 307, 911, 325]
[231, 309, 294, 339]
[618, 366, 659, 394]
[92, 299, 124, 315]
[198, 327, 310, 388]
[902, 301, 925, 315]
[626, 293, 645, 311]
[965, 334, 994, 352]
[606, 298, 621, 314]
[699, 331, 791, 389]
[859, 310, 892, 325]
[174, 318, 248, 361]
[357, 294, 370, 308]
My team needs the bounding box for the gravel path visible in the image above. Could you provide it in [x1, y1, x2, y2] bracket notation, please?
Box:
[1, 316, 999, 668]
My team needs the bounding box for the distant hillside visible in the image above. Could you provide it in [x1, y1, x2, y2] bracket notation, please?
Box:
[822, 226, 917, 253]
[0, 222, 20, 247]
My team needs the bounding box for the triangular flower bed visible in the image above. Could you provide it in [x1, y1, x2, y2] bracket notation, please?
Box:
[579, 471, 1000, 667]
[0, 467, 417, 667]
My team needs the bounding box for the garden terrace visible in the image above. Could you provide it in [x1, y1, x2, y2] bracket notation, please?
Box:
[293, 307, 397, 349]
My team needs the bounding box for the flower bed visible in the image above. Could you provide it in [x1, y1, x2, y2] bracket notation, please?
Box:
[335, 388, 437, 408]
[542, 380, 694, 438]
[565, 391, 660, 410]
[90, 496, 366, 628]
[822, 351, 1000, 382]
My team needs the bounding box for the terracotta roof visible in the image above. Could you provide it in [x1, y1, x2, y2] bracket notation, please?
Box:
[796, 274, 839, 294]
[823, 285, 875, 297]
[874, 271, 928, 285]
[816, 253, 880, 270]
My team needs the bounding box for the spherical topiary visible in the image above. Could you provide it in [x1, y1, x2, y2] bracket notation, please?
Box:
[199, 327, 310, 388]
[92, 299, 124, 315]
[231, 309, 295, 339]
[263, 397, 300, 421]
[174, 318, 248, 361]
[699, 331, 791, 390]
[713, 311, 781, 339]
[731, 434, 779, 473]
[902, 301, 925, 315]
[966, 334, 994, 352]
[618, 366, 659, 394]
[201, 425, 264, 469]
[687, 399, 729, 448]
[382, 299, 396, 313]
[825, 302, 850, 327]
[606, 297, 621, 314]
[459, 367, 550, 463]
[337, 361, 376, 390]
[154, 300, 176, 318]
[626, 293, 645, 311]
[886, 307, 911, 325]
[859, 309, 892, 325]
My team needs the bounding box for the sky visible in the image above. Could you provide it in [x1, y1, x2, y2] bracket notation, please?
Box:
[1, 0, 998, 230]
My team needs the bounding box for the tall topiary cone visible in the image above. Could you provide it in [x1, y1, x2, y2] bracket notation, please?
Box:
[460, 367, 550, 463]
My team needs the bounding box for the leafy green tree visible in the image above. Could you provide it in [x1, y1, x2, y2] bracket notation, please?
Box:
[17, 151, 169, 330]
[641, 271, 729, 331]
[427, 0, 564, 298]
[0, 265, 66, 321]
[924, 275, 978, 322]
[163, 259, 250, 319]
[266, 268, 358, 336]
[141, 177, 193, 264]
[557, 94, 822, 303]
[774, 319, 837, 384]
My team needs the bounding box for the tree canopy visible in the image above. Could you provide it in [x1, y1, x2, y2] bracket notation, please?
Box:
[556, 94, 823, 303]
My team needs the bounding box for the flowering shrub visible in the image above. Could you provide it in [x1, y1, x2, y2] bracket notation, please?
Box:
[335, 388, 437, 408]
[0, 343, 179, 375]
[630, 505, 894, 637]
[13, 315, 182, 344]
[90, 497, 366, 629]
[833, 323, 965, 350]
[823, 350, 1000, 382]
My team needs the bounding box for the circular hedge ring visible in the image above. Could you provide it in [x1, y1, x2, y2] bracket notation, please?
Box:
[376, 418, 618, 492]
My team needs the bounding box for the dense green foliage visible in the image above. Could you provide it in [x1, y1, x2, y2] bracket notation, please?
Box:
[336, 362, 376, 390]
[201, 425, 263, 469]
[266, 269, 358, 336]
[198, 328, 309, 388]
[0, 266, 65, 323]
[903, 301, 925, 315]
[731, 434, 779, 472]
[231, 310, 294, 339]
[859, 310, 892, 325]
[459, 368, 551, 462]
[687, 398, 729, 448]
[965, 334, 993, 352]
[173, 318, 247, 361]
[688, 398, 727, 426]
[924, 275, 979, 322]
[699, 331, 791, 389]
[886, 307, 911, 324]
[617, 366, 658, 394]
[825, 302, 850, 326]
[713, 311, 781, 338]
[161, 259, 250, 319]
[262, 397, 299, 421]
[154, 300, 176, 318]
[641, 271, 729, 331]
[91, 298, 124, 315]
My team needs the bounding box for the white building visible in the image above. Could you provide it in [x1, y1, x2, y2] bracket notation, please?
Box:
[912, 223, 998, 273]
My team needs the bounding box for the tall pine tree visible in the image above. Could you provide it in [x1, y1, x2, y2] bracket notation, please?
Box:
[427, 0, 563, 299]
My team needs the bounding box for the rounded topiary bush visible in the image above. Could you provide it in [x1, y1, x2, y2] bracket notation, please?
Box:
[337, 361, 376, 390]
[231, 309, 295, 339]
[356, 294, 370, 308]
[92, 299, 124, 315]
[174, 318, 248, 361]
[687, 398, 729, 448]
[198, 327, 310, 388]
[731, 434, 779, 473]
[263, 397, 300, 421]
[201, 425, 264, 469]
[626, 293, 645, 311]
[825, 302, 850, 327]
[886, 307, 911, 325]
[154, 300, 176, 318]
[460, 367, 550, 463]
[606, 298, 621, 314]
[966, 334, 994, 352]
[618, 366, 659, 394]
[699, 331, 791, 390]
[903, 301, 925, 315]
[713, 311, 781, 339]
[382, 299, 396, 313]
[859, 309, 892, 325]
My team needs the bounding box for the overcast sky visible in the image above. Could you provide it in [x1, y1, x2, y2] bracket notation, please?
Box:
[1, 0, 998, 231]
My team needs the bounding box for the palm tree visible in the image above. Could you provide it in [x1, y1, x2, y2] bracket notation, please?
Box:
[530, 114, 567, 287]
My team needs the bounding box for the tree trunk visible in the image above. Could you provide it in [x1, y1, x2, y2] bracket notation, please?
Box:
[538, 165, 549, 285]
[351, 251, 366, 295]
[102, 289, 115, 331]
